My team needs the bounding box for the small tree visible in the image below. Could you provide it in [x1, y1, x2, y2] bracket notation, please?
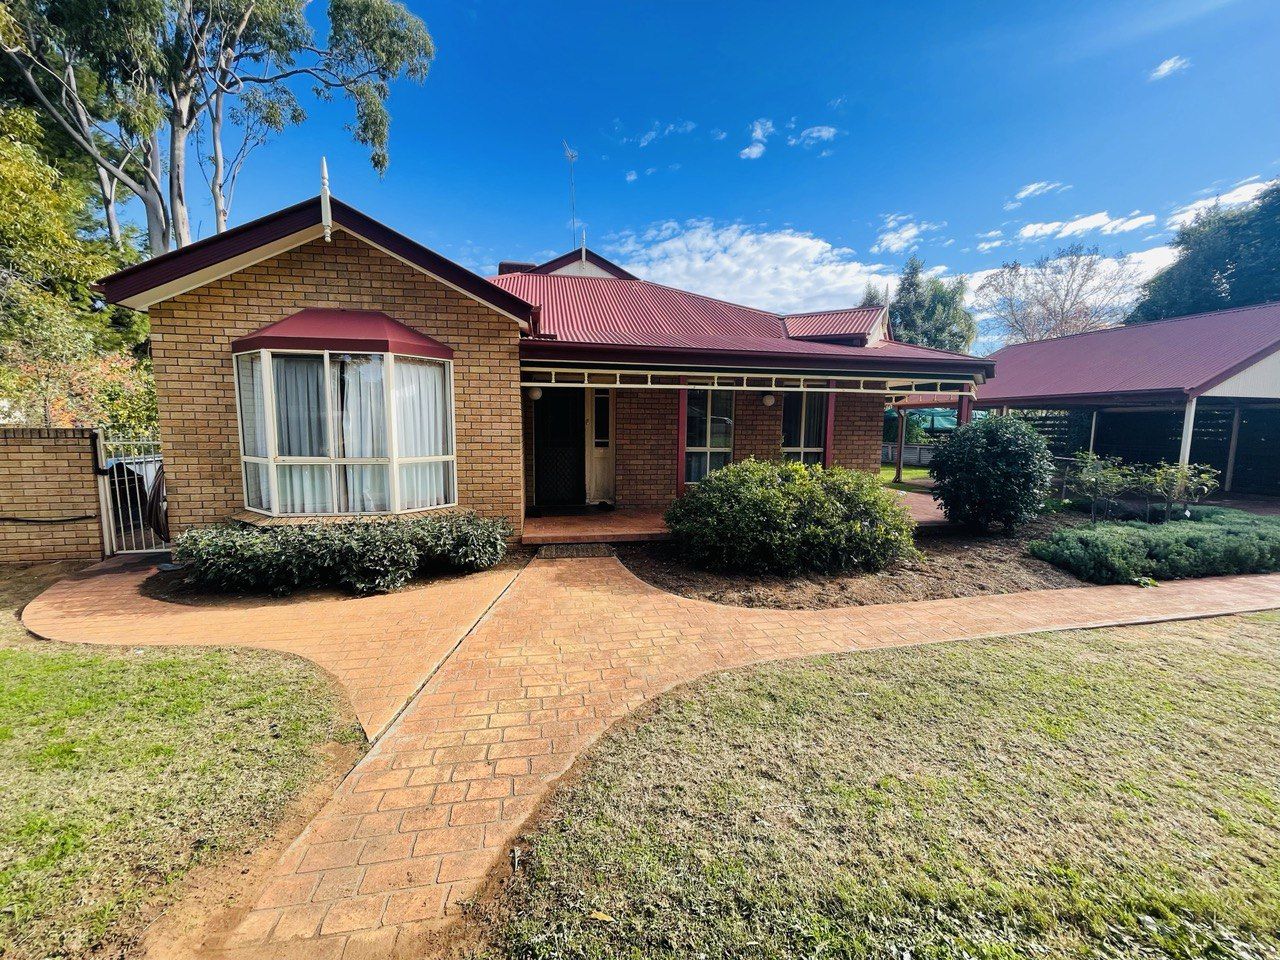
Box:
[1068, 452, 1132, 521]
[1138, 462, 1220, 521]
[889, 255, 977, 353]
[928, 416, 1054, 532]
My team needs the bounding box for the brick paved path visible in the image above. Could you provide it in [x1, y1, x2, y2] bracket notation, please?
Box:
[23, 557, 1280, 959]
[22, 557, 521, 739]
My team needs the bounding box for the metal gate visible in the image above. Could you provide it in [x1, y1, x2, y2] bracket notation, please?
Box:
[97, 432, 169, 554]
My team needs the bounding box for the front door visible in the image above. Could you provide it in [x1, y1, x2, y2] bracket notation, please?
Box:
[534, 389, 587, 506]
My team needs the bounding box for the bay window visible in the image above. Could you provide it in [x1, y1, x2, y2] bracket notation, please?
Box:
[685, 389, 734, 483]
[782, 392, 827, 464]
[234, 349, 455, 515]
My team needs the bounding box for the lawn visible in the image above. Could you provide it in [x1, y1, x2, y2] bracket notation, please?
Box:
[878, 463, 932, 491]
[470, 612, 1280, 959]
[0, 563, 364, 960]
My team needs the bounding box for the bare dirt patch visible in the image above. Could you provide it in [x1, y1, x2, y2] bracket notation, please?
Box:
[616, 515, 1086, 609]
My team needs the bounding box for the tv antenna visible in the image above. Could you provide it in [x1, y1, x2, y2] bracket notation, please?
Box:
[562, 139, 579, 246]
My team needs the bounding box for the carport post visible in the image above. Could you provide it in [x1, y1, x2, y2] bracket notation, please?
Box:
[1224, 404, 1242, 492]
[1178, 397, 1197, 466]
[894, 406, 906, 483]
[1087, 410, 1098, 453]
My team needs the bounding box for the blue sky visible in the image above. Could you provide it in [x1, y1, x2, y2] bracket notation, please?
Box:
[202, 0, 1278, 320]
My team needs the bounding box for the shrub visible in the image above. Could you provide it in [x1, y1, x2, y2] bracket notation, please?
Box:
[1068, 452, 1135, 521]
[1028, 508, 1280, 585]
[172, 511, 510, 596]
[928, 415, 1054, 532]
[663, 459, 917, 575]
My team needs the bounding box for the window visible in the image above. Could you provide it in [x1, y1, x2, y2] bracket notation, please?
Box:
[234, 350, 455, 515]
[685, 389, 734, 483]
[593, 390, 611, 447]
[782, 392, 827, 464]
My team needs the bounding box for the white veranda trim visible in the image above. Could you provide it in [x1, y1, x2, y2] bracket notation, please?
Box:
[521, 365, 978, 398]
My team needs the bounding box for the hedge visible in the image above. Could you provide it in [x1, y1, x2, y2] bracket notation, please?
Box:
[664, 458, 917, 575]
[172, 510, 510, 595]
[1028, 508, 1280, 585]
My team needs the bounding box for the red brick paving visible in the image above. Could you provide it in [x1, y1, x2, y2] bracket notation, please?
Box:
[521, 508, 668, 544]
[22, 557, 520, 740]
[22, 556, 1280, 959]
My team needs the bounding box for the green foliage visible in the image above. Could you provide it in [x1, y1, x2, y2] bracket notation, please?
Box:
[888, 255, 977, 353]
[1068, 452, 1134, 521]
[1130, 184, 1280, 322]
[1139, 461, 1220, 521]
[1030, 508, 1280, 585]
[929, 415, 1054, 531]
[663, 459, 917, 575]
[0, 107, 151, 427]
[172, 511, 509, 596]
[881, 408, 929, 444]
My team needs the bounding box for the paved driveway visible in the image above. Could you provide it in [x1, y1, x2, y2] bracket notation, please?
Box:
[23, 555, 1280, 960]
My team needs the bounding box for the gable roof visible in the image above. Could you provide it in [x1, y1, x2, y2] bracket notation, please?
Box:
[96, 196, 535, 326]
[980, 301, 1280, 404]
[526, 248, 639, 279]
[231, 308, 453, 359]
[784, 307, 886, 342]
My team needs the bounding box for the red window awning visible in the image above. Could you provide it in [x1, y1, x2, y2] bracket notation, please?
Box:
[231, 308, 454, 359]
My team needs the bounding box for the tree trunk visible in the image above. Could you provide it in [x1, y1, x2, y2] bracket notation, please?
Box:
[142, 133, 171, 255]
[210, 92, 228, 232]
[95, 166, 122, 246]
[169, 116, 192, 247]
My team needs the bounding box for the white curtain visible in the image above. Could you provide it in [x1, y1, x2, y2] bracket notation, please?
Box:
[235, 354, 267, 457]
[330, 354, 386, 457]
[395, 359, 452, 508]
[274, 355, 327, 456]
[277, 464, 332, 513]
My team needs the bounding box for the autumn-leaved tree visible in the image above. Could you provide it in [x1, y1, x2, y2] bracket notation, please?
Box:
[888, 255, 976, 353]
[0, 0, 434, 253]
[0, 107, 151, 429]
[974, 243, 1140, 344]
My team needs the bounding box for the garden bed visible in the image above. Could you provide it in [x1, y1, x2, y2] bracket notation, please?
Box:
[617, 514, 1086, 609]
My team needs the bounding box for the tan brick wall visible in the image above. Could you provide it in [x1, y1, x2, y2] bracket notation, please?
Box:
[733, 391, 783, 461]
[614, 389, 679, 508]
[148, 232, 525, 534]
[0, 428, 102, 562]
[830, 393, 887, 472]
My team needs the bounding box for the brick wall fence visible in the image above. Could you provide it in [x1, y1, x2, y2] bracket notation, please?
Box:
[0, 428, 103, 562]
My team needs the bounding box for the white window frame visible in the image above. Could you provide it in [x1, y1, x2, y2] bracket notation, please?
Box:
[232, 347, 458, 516]
[782, 391, 827, 464]
[685, 388, 734, 482]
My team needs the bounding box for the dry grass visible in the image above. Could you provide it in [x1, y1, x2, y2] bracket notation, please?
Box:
[468, 612, 1280, 959]
[0, 563, 364, 959]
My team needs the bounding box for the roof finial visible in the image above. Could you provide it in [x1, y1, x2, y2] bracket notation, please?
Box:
[320, 157, 332, 242]
[581, 228, 587, 263]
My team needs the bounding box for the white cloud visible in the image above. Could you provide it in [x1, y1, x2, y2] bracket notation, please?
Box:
[629, 119, 697, 148]
[739, 118, 775, 159]
[608, 219, 896, 314]
[625, 170, 638, 183]
[977, 239, 1006, 253]
[1167, 177, 1276, 227]
[1149, 55, 1190, 81]
[1004, 180, 1071, 210]
[827, 95, 847, 110]
[710, 128, 727, 141]
[977, 229, 1003, 239]
[787, 125, 839, 148]
[872, 213, 945, 254]
[1018, 210, 1155, 240]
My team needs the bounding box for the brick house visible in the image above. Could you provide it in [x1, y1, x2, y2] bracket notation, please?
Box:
[97, 195, 993, 538]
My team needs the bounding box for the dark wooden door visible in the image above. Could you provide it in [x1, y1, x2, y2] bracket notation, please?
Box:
[534, 389, 586, 506]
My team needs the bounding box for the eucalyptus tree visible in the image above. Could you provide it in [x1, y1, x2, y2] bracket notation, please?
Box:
[0, 0, 433, 253]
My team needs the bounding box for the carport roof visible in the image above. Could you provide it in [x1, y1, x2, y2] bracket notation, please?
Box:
[978, 301, 1280, 406]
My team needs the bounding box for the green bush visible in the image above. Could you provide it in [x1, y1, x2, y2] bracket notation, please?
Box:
[663, 459, 917, 575]
[1029, 508, 1280, 584]
[172, 511, 510, 596]
[929, 416, 1054, 532]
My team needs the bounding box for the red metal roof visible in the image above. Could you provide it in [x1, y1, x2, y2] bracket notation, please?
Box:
[492, 273, 990, 376]
[979, 301, 1280, 405]
[231, 309, 454, 359]
[784, 307, 885, 340]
